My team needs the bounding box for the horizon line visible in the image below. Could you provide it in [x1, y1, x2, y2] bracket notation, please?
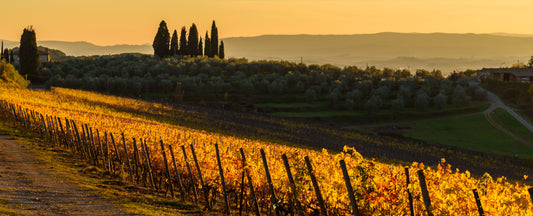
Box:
[2, 31, 533, 47]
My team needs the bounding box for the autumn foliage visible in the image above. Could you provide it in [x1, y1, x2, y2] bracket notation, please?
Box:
[0, 86, 531, 215]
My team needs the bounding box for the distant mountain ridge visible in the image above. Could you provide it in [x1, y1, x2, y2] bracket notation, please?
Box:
[223, 32, 533, 73]
[3, 32, 533, 73]
[1, 40, 152, 56]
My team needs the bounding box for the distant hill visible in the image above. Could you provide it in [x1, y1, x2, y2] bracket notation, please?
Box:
[2, 40, 152, 56]
[223, 33, 533, 73]
[4, 32, 533, 73]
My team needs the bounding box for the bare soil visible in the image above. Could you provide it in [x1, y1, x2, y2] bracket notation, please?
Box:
[0, 131, 129, 215]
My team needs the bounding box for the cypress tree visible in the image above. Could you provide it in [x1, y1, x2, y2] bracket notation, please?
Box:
[187, 23, 199, 56]
[178, 27, 188, 55]
[1, 41, 3, 59]
[9, 50, 14, 63]
[198, 38, 203, 56]
[219, 41, 225, 59]
[3, 49, 9, 62]
[170, 30, 179, 55]
[152, 20, 170, 58]
[210, 20, 218, 57]
[19, 26, 40, 76]
[204, 32, 211, 57]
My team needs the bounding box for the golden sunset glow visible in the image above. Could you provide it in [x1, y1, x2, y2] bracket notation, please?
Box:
[2, 0, 533, 45]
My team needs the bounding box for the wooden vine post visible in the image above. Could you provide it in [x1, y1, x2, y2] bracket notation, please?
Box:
[105, 132, 111, 173]
[121, 133, 134, 182]
[190, 144, 209, 209]
[472, 189, 484, 216]
[339, 160, 360, 216]
[181, 145, 198, 203]
[109, 133, 122, 164]
[215, 143, 230, 214]
[304, 156, 327, 216]
[141, 140, 155, 189]
[528, 187, 533, 204]
[96, 129, 104, 166]
[132, 138, 142, 183]
[405, 167, 415, 216]
[417, 170, 434, 216]
[159, 140, 175, 198]
[169, 144, 185, 201]
[239, 148, 260, 216]
[260, 149, 280, 216]
[239, 152, 246, 216]
[281, 154, 305, 216]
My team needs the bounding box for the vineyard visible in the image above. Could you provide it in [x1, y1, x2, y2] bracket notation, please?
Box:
[1, 86, 532, 215]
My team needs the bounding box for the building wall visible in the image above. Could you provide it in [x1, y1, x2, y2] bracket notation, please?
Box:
[39, 54, 50, 63]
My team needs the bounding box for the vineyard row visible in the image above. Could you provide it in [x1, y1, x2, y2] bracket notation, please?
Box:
[0, 100, 530, 215]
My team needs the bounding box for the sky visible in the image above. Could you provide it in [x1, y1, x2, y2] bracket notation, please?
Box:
[2, 0, 533, 46]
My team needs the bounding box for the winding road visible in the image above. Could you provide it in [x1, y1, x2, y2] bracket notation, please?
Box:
[484, 91, 533, 147]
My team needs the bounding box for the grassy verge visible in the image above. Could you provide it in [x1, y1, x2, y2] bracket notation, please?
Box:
[490, 108, 533, 142]
[273, 102, 489, 125]
[402, 113, 533, 158]
[0, 122, 202, 216]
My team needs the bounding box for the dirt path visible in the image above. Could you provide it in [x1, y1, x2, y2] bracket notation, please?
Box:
[0, 131, 128, 215]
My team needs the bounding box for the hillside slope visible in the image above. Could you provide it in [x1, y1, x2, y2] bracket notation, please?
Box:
[0, 61, 29, 88]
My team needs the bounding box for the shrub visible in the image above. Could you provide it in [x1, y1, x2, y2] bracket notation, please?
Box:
[433, 93, 447, 110]
[365, 95, 383, 112]
[345, 98, 355, 110]
[346, 89, 362, 102]
[391, 96, 405, 111]
[452, 85, 471, 105]
[305, 89, 317, 103]
[414, 90, 430, 111]
[327, 88, 341, 105]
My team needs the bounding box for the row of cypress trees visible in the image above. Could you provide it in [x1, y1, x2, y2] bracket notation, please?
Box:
[153, 20, 224, 59]
[1, 41, 15, 63]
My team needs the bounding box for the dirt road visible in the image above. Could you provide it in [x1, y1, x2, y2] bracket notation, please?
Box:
[0, 131, 127, 215]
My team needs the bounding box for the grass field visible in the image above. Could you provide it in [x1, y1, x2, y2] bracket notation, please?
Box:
[402, 113, 533, 158]
[272, 102, 490, 125]
[490, 108, 533, 143]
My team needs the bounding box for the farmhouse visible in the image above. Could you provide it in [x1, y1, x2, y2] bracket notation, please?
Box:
[478, 68, 533, 82]
[11, 47, 51, 63]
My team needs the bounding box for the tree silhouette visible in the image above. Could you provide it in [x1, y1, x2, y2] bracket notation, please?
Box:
[3, 49, 9, 62]
[198, 38, 203, 56]
[210, 20, 218, 57]
[204, 32, 211, 57]
[219, 40, 225, 59]
[170, 30, 179, 55]
[179, 27, 188, 55]
[188, 24, 199, 56]
[19, 26, 40, 76]
[152, 20, 170, 58]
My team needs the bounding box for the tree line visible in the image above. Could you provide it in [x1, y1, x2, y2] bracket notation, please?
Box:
[39, 54, 485, 113]
[153, 20, 225, 59]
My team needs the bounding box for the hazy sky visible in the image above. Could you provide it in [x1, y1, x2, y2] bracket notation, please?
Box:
[2, 0, 533, 45]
